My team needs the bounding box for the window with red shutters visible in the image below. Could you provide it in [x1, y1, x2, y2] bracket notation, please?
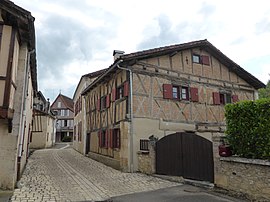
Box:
[113, 128, 120, 149]
[213, 92, 221, 105]
[201, 55, 210, 65]
[163, 84, 173, 99]
[190, 87, 199, 102]
[105, 130, 109, 148]
[98, 131, 102, 147]
[232, 95, 239, 103]
[123, 81, 129, 97]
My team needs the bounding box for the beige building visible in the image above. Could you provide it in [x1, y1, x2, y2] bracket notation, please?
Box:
[0, 0, 37, 189]
[73, 69, 107, 154]
[81, 40, 265, 179]
[51, 94, 74, 142]
[30, 91, 56, 149]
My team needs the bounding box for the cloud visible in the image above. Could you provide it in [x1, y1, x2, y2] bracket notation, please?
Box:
[255, 18, 270, 35]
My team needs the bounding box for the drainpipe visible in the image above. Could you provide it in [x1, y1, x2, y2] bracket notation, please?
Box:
[117, 64, 134, 173]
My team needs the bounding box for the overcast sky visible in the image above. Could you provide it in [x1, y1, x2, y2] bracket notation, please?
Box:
[13, 0, 270, 101]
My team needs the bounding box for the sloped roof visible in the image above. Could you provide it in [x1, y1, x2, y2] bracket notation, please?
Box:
[82, 39, 265, 94]
[51, 94, 74, 112]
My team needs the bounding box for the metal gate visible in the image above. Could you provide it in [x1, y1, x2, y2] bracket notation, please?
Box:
[156, 132, 214, 182]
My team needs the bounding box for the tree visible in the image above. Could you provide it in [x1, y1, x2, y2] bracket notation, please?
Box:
[259, 80, 270, 99]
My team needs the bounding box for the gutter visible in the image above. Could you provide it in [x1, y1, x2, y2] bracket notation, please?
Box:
[117, 64, 134, 173]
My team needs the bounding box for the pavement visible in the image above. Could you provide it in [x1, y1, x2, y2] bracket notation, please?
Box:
[3, 143, 245, 202]
[9, 146, 179, 202]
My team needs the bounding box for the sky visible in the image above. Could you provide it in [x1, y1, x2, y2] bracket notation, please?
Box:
[12, 0, 270, 101]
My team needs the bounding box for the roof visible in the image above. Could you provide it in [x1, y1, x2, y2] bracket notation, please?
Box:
[51, 94, 74, 112]
[73, 68, 108, 99]
[0, 0, 37, 92]
[82, 39, 265, 94]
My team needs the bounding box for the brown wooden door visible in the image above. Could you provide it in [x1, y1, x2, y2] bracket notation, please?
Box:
[156, 132, 214, 183]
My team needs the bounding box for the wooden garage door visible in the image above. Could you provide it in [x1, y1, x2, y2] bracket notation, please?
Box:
[156, 132, 214, 182]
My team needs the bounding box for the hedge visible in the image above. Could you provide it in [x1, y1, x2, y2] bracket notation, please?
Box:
[225, 98, 270, 160]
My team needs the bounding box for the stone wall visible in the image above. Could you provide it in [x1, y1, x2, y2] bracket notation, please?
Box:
[213, 134, 270, 201]
[137, 144, 155, 174]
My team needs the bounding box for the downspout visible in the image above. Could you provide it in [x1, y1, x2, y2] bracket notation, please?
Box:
[117, 64, 134, 173]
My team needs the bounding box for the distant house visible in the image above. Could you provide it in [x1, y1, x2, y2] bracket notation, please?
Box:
[30, 91, 56, 149]
[81, 40, 265, 182]
[73, 69, 107, 154]
[0, 0, 37, 189]
[51, 94, 74, 142]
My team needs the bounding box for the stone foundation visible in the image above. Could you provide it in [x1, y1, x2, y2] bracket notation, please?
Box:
[137, 144, 155, 174]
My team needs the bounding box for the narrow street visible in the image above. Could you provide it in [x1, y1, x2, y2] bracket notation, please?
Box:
[10, 146, 178, 201]
[9, 145, 243, 202]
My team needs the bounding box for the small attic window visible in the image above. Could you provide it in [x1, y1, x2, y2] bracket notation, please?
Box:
[192, 54, 200, 63]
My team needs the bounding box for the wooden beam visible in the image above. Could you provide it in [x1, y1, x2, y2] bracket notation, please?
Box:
[3, 27, 16, 107]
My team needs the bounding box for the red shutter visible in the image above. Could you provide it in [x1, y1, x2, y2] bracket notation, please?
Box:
[112, 88, 116, 101]
[232, 95, 239, 103]
[106, 94, 110, 108]
[213, 92, 221, 105]
[96, 98, 100, 111]
[190, 87, 199, 102]
[123, 81, 129, 97]
[105, 130, 109, 148]
[201, 55, 210, 65]
[163, 84, 173, 99]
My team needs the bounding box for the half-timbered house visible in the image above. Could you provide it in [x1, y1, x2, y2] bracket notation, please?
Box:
[82, 40, 265, 174]
[73, 69, 107, 154]
[0, 0, 37, 189]
[51, 94, 74, 142]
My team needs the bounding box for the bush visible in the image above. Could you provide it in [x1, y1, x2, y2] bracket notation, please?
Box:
[62, 135, 72, 142]
[225, 98, 270, 160]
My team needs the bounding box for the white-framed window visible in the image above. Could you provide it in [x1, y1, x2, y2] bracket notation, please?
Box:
[57, 101, 61, 108]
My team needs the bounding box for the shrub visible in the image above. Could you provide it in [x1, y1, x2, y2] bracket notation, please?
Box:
[62, 135, 72, 142]
[225, 98, 270, 160]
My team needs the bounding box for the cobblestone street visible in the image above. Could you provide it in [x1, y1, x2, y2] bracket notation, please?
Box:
[10, 147, 179, 202]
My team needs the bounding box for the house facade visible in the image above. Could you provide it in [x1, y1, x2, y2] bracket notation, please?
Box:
[30, 91, 56, 149]
[0, 0, 37, 189]
[82, 40, 265, 174]
[51, 94, 74, 142]
[73, 69, 107, 154]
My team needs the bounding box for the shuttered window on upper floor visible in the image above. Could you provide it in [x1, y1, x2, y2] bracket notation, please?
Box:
[192, 54, 210, 65]
[163, 84, 198, 102]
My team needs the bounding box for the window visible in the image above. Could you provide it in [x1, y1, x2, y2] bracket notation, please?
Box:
[100, 96, 106, 110]
[99, 130, 107, 148]
[192, 54, 200, 63]
[64, 120, 68, 127]
[112, 129, 120, 149]
[116, 85, 124, 100]
[57, 101, 61, 108]
[213, 92, 232, 105]
[192, 54, 210, 65]
[140, 139, 149, 151]
[181, 87, 189, 100]
[168, 85, 189, 100]
[172, 86, 179, 99]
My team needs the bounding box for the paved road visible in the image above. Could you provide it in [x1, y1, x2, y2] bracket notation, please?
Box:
[112, 184, 244, 202]
[10, 148, 179, 201]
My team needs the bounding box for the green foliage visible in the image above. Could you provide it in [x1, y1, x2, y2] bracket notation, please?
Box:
[62, 135, 72, 142]
[225, 99, 270, 160]
[258, 80, 270, 99]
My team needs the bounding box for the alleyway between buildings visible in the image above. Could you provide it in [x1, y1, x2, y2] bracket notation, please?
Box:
[8, 145, 244, 202]
[10, 146, 178, 201]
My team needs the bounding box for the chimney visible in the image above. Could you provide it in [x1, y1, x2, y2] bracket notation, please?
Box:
[113, 50, 125, 61]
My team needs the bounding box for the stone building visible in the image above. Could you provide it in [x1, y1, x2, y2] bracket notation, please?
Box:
[81, 40, 265, 179]
[73, 69, 107, 154]
[51, 94, 74, 142]
[0, 0, 37, 189]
